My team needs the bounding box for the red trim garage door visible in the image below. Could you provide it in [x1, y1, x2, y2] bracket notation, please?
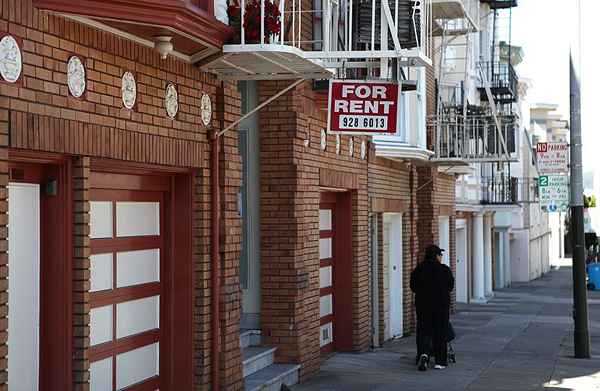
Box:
[89, 185, 165, 390]
[319, 195, 336, 354]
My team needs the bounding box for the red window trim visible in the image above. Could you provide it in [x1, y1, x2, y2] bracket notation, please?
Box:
[89, 329, 161, 362]
[90, 282, 161, 308]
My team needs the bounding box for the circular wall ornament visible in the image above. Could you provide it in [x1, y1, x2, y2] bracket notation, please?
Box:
[0, 35, 22, 83]
[67, 56, 86, 98]
[321, 129, 327, 151]
[361, 140, 367, 160]
[200, 93, 212, 127]
[335, 134, 341, 155]
[121, 71, 137, 110]
[165, 83, 179, 119]
[349, 137, 354, 157]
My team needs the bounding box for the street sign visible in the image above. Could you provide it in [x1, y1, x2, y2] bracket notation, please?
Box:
[536, 142, 569, 174]
[327, 80, 399, 135]
[539, 175, 570, 212]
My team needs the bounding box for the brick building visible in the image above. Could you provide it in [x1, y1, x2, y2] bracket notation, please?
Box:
[0, 0, 459, 390]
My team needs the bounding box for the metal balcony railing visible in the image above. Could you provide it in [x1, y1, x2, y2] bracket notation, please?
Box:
[478, 61, 518, 104]
[481, 176, 538, 205]
[429, 108, 518, 163]
[204, 0, 432, 79]
[431, 0, 480, 35]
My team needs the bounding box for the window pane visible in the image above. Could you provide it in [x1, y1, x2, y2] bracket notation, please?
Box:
[319, 266, 332, 289]
[90, 202, 113, 239]
[319, 209, 332, 231]
[319, 294, 332, 318]
[116, 202, 159, 237]
[116, 296, 160, 339]
[90, 305, 113, 346]
[90, 253, 113, 292]
[319, 238, 332, 260]
[116, 343, 159, 390]
[116, 249, 160, 288]
[90, 358, 112, 391]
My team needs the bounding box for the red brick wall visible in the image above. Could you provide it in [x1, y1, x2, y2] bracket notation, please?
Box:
[259, 81, 370, 380]
[1, 2, 243, 390]
[72, 157, 90, 391]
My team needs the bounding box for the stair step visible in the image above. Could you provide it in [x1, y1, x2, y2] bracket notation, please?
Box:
[240, 329, 261, 349]
[244, 364, 301, 391]
[243, 346, 277, 378]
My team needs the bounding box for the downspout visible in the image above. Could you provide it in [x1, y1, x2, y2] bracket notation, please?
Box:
[211, 83, 223, 391]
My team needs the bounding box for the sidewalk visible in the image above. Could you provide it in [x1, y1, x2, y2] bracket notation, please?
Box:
[292, 267, 600, 391]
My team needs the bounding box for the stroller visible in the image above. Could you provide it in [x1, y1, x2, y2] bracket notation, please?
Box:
[415, 322, 456, 365]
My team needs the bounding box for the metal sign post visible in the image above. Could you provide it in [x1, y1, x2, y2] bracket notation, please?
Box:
[569, 0, 590, 359]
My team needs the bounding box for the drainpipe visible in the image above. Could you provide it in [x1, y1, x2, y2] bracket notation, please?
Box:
[211, 84, 223, 391]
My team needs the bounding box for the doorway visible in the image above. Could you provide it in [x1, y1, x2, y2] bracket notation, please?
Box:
[8, 183, 40, 391]
[383, 213, 403, 338]
[238, 80, 261, 330]
[455, 220, 468, 303]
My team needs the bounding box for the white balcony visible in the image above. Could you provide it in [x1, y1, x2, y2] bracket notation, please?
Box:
[430, 109, 519, 165]
[431, 0, 479, 36]
[202, 0, 432, 80]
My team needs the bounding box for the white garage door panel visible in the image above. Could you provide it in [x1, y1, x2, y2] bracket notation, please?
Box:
[90, 357, 112, 391]
[90, 201, 113, 239]
[90, 253, 113, 292]
[116, 343, 160, 390]
[8, 184, 40, 391]
[90, 305, 113, 346]
[116, 249, 160, 288]
[116, 202, 160, 237]
[117, 295, 160, 338]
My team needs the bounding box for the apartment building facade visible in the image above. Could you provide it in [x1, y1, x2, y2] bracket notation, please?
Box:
[0, 0, 471, 390]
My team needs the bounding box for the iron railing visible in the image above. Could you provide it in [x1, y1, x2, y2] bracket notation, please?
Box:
[478, 61, 518, 104]
[481, 176, 538, 205]
[429, 107, 518, 163]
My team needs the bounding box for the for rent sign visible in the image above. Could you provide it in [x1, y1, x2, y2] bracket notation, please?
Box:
[327, 80, 399, 135]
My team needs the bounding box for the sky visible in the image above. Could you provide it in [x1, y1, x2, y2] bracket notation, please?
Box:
[511, 0, 598, 173]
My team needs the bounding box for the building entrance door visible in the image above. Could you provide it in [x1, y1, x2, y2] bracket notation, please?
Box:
[438, 216, 450, 266]
[8, 183, 40, 391]
[384, 213, 403, 338]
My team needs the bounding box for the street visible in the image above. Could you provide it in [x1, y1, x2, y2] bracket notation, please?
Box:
[293, 267, 600, 391]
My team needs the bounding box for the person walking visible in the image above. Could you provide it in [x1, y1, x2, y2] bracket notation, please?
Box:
[410, 244, 455, 371]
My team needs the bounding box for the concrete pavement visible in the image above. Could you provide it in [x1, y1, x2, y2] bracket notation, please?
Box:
[292, 267, 600, 391]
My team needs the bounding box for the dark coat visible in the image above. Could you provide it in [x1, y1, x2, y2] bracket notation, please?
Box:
[410, 259, 455, 314]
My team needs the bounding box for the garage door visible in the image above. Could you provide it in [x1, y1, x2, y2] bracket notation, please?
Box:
[319, 199, 335, 353]
[89, 189, 163, 391]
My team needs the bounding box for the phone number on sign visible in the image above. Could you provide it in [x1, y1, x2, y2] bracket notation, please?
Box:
[339, 115, 388, 130]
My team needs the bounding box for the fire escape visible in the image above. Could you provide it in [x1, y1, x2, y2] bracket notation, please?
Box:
[429, 0, 518, 166]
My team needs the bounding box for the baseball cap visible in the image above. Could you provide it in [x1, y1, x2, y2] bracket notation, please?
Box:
[425, 244, 445, 259]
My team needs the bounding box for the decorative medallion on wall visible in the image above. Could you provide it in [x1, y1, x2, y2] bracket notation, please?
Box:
[335, 134, 341, 155]
[321, 129, 327, 151]
[349, 137, 354, 157]
[67, 56, 86, 98]
[165, 83, 179, 119]
[121, 71, 137, 110]
[0, 35, 22, 83]
[200, 93, 212, 127]
[361, 140, 367, 160]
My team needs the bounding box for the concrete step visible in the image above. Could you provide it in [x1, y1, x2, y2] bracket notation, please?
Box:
[243, 363, 301, 391]
[240, 329, 261, 349]
[243, 346, 277, 378]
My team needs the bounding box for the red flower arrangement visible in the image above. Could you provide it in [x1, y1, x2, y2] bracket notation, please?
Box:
[228, 0, 281, 44]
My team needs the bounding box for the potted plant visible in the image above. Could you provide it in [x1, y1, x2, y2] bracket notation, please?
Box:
[227, 0, 281, 44]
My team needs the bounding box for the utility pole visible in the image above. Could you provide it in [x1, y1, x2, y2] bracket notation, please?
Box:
[570, 0, 591, 359]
